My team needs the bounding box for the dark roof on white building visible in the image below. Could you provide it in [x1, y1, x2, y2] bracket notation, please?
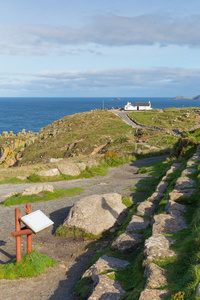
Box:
[135, 102, 150, 106]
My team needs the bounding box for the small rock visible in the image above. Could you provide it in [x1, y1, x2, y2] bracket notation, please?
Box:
[169, 189, 195, 201]
[35, 168, 60, 177]
[126, 215, 149, 231]
[187, 161, 198, 167]
[139, 289, 168, 300]
[174, 177, 196, 189]
[165, 200, 186, 215]
[3, 192, 18, 199]
[57, 162, 81, 176]
[136, 201, 157, 215]
[49, 158, 63, 163]
[76, 162, 87, 171]
[166, 163, 182, 176]
[152, 213, 188, 235]
[86, 158, 98, 168]
[82, 255, 129, 281]
[143, 234, 176, 265]
[147, 192, 164, 202]
[196, 282, 200, 295]
[181, 168, 196, 176]
[88, 275, 125, 300]
[22, 184, 54, 196]
[111, 232, 142, 251]
[156, 181, 168, 194]
[144, 263, 167, 288]
[16, 175, 29, 180]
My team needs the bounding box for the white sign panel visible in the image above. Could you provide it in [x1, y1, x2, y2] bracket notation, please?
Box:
[21, 210, 54, 234]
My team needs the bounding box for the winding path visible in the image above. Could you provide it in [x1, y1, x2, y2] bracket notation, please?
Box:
[0, 155, 166, 300]
[109, 110, 139, 128]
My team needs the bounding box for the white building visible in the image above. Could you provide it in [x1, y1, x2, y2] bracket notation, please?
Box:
[124, 100, 152, 111]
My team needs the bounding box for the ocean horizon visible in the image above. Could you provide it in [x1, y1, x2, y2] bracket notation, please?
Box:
[0, 97, 200, 134]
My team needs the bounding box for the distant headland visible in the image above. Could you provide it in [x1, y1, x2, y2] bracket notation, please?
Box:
[173, 95, 200, 100]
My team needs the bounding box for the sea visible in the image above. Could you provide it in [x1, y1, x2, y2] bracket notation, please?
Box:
[0, 97, 200, 134]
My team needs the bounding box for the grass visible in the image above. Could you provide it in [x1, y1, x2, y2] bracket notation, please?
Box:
[128, 107, 197, 131]
[18, 111, 136, 165]
[2, 187, 85, 206]
[55, 225, 101, 240]
[0, 156, 136, 184]
[0, 250, 57, 279]
[147, 147, 200, 299]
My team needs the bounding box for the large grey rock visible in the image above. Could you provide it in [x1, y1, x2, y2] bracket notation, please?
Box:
[88, 275, 125, 300]
[152, 213, 188, 235]
[111, 232, 142, 251]
[165, 200, 186, 215]
[139, 289, 168, 300]
[82, 255, 129, 280]
[63, 193, 127, 235]
[22, 184, 54, 196]
[144, 263, 167, 289]
[174, 177, 196, 189]
[137, 201, 157, 216]
[126, 215, 149, 232]
[57, 162, 81, 176]
[35, 168, 60, 177]
[169, 189, 195, 201]
[143, 234, 176, 265]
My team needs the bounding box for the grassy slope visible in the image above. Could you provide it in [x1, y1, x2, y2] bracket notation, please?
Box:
[19, 110, 134, 165]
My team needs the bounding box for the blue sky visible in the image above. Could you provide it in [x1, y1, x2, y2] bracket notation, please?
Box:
[0, 0, 200, 97]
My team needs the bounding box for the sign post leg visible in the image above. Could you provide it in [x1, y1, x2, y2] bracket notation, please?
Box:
[25, 203, 33, 254]
[15, 208, 21, 263]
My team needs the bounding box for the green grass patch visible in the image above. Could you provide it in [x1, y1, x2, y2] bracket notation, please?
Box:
[2, 187, 85, 206]
[55, 225, 101, 240]
[0, 250, 57, 279]
[0, 177, 29, 184]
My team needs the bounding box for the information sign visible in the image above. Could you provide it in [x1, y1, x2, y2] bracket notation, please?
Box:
[21, 210, 54, 234]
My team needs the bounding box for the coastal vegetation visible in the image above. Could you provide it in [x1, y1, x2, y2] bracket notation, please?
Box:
[0, 108, 191, 182]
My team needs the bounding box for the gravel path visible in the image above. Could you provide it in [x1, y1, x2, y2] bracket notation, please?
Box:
[0, 155, 166, 300]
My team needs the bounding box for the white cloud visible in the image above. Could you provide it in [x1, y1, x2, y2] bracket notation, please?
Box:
[0, 67, 200, 96]
[1, 14, 200, 56]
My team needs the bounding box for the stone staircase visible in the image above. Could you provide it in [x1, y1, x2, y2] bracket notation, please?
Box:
[81, 148, 199, 299]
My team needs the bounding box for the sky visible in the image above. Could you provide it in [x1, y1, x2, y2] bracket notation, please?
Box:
[0, 0, 200, 97]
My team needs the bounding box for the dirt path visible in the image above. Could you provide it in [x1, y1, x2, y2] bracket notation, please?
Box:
[0, 156, 166, 300]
